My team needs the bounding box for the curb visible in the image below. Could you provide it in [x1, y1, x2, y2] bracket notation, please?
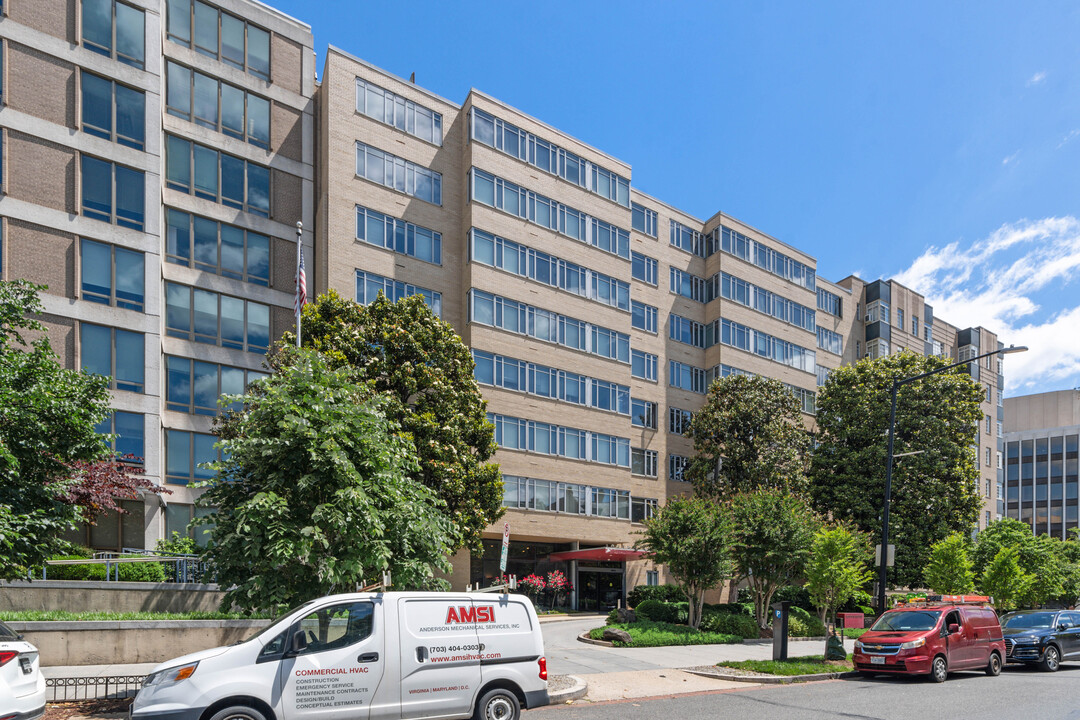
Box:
[547, 675, 588, 703]
[577, 631, 616, 647]
[683, 669, 860, 685]
[538, 614, 603, 624]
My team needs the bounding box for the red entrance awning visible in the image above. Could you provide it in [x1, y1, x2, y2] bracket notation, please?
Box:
[547, 547, 646, 563]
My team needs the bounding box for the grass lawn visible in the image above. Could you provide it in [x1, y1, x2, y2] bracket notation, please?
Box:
[717, 654, 853, 676]
[0, 610, 267, 621]
[590, 621, 741, 648]
[843, 628, 868, 639]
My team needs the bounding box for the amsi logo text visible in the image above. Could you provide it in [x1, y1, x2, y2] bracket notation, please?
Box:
[445, 606, 494, 624]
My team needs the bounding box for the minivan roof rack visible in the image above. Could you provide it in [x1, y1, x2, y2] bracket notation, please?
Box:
[894, 594, 994, 608]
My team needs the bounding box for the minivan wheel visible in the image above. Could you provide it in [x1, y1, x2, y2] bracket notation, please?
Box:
[474, 688, 521, 720]
[986, 652, 1002, 676]
[1039, 645, 1060, 672]
[930, 656, 948, 683]
[206, 706, 267, 720]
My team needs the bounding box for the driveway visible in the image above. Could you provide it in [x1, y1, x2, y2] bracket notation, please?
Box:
[541, 617, 840, 675]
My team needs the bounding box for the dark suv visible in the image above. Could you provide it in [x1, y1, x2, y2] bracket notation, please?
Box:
[1001, 610, 1080, 671]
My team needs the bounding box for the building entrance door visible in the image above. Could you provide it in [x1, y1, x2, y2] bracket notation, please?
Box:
[577, 568, 624, 611]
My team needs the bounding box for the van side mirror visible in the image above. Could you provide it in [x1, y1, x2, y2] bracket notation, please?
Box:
[947, 623, 960, 634]
[1059, 624, 1068, 632]
[286, 631, 308, 656]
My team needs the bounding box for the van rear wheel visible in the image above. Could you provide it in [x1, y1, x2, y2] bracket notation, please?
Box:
[930, 656, 948, 683]
[986, 652, 1002, 676]
[206, 706, 267, 720]
[474, 688, 520, 720]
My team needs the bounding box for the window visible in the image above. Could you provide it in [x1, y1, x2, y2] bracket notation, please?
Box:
[166, 135, 270, 217]
[718, 226, 816, 290]
[710, 318, 817, 373]
[867, 338, 890, 359]
[166, 209, 270, 285]
[864, 300, 889, 324]
[356, 142, 441, 205]
[646, 570, 659, 586]
[166, 0, 270, 79]
[631, 251, 657, 285]
[80, 323, 144, 392]
[165, 282, 270, 353]
[912, 317, 919, 336]
[501, 476, 639, 519]
[816, 365, 831, 387]
[816, 288, 842, 317]
[632, 202, 657, 237]
[359, 206, 441, 265]
[295, 602, 374, 655]
[166, 355, 267, 415]
[896, 308, 904, 328]
[631, 349, 657, 381]
[166, 61, 270, 148]
[985, 447, 992, 467]
[357, 270, 442, 318]
[472, 350, 628, 414]
[670, 267, 706, 303]
[165, 429, 221, 485]
[81, 72, 145, 149]
[80, 239, 143, 310]
[165, 503, 215, 546]
[669, 407, 693, 435]
[82, 0, 144, 68]
[95, 411, 144, 463]
[985, 415, 992, 434]
[669, 361, 706, 394]
[631, 399, 656, 429]
[669, 314, 705, 348]
[356, 78, 442, 145]
[81, 156, 144, 230]
[488, 412, 630, 467]
[670, 220, 703, 256]
[631, 301, 657, 333]
[669, 454, 689, 482]
[816, 326, 843, 355]
[632, 448, 657, 477]
[710, 272, 816, 332]
[631, 497, 657, 523]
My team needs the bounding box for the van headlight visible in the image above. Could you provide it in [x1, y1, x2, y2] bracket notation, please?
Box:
[143, 662, 198, 688]
[900, 638, 925, 650]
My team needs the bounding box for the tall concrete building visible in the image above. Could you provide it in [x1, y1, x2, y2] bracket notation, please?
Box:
[1003, 390, 1080, 538]
[1, 0, 1009, 607]
[0, 0, 314, 547]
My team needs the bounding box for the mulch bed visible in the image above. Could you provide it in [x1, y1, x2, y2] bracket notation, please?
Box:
[44, 697, 132, 720]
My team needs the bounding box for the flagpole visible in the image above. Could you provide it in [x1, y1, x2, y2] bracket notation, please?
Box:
[295, 220, 303, 348]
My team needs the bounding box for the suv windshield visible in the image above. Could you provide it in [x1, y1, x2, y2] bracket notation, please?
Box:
[871, 610, 942, 631]
[1002, 612, 1056, 629]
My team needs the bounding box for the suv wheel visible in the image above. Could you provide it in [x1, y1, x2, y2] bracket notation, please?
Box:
[930, 656, 948, 683]
[986, 652, 1002, 676]
[1039, 645, 1060, 672]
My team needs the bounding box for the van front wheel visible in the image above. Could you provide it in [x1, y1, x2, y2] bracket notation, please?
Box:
[474, 688, 521, 720]
[206, 706, 267, 720]
[930, 656, 948, 683]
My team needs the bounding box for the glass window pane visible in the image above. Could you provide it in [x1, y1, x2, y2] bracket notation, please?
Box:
[114, 166, 145, 230]
[114, 329, 144, 391]
[221, 84, 245, 138]
[165, 283, 191, 335]
[121, 499, 145, 549]
[166, 431, 191, 485]
[220, 225, 245, 278]
[193, 145, 219, 199]
[115, 84, 145, 149]
[193, 71, 218, 127]
[193, 289, 218, 342]
[166, 0, 191, 44]
[219, 296, 245, 348]
[220, 365, 245, 397]
[247, 25, 270, 78]
[220, 154, 245, 208]
[80, 323, 111, 378]
[80, 238, 112, 303]
[245, 233, 269, 284]
[193, 434, 217, 479]
[114, 411, 143, 460]
[115, 2, 145, 67]
[246, 302, 269, 352]
[166, 136, 191, 191]
[82, 0, 112, 54]
[166, 356, 192, 410]
[81, 156, 112, 221]
[247, 164, 270, 216]
[193, 360, 219, 413]
[166, 61, 191, 118]
[220, 13, 245, 68]
[246, 94, 270, 146]
[114, 247, 144, 310]
[81, 73, 112, 138]
[90, 509, 120, 549]
[166, 209, 191, 262]
[193, 1, 218, 56]
[193, 215, 218, 270]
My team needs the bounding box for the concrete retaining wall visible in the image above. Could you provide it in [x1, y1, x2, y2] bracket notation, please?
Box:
[0, 580, 227, 614]
[7, 620, 272, 666]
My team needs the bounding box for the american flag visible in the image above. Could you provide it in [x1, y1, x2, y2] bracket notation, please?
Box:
[295, 247, 307, 315]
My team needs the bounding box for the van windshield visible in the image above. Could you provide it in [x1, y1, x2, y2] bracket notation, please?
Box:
[239, 600, 318, 644]
[1001, 612, 1056, 629]
[871, 611, 941, 631]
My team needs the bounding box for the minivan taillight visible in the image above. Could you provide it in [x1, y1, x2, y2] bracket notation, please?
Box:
[538, 656, 548, 680]
[0, 651, 19, 667]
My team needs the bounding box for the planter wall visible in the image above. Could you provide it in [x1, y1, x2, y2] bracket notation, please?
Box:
[0, 580, 228, 614]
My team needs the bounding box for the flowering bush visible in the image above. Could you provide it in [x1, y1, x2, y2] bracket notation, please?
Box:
[520, 574, 546, 599]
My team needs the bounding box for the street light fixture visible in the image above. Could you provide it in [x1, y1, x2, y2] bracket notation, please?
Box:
[876, 344, 1028, 614]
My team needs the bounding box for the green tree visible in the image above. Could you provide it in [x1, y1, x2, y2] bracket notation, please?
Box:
[1059, 529, 1080, 607]
[973, 519, 1064, 607]
[634, 496, 732, 629]
[804, 524, 873, 627]
[685, 374, 811, 499]
[809, 353, 983, 588]
[201, 348, 456, 614]
[979, 547, 1031, 613]
[284, 290, 501, 551]
[0, 280, 111, 579]
[924, 533, 976, 595]
[730, 489, 820, 628]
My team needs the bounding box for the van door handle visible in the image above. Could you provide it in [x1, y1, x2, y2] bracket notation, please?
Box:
[358, 652, 379, 663]
[416, 646, 428, 663]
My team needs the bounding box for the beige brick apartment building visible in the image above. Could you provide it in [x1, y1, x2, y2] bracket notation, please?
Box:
[0, 0, 1006, 607]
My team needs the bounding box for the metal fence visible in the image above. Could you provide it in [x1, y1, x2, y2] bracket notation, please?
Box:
[46, 675, 146, 701]
[39, 551, 215, 584]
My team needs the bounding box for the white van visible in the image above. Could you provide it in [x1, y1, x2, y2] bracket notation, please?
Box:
[131, 592, 549, 720]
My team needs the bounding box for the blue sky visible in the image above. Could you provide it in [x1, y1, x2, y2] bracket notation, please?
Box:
[272, 0, 1080, 396]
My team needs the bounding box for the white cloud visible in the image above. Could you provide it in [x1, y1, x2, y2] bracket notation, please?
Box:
[1058, 129, 1080, 149]
[1002, 151, 1019, 166]
[892, 217, 1080, 393]
[1027, 71, 1047, 86]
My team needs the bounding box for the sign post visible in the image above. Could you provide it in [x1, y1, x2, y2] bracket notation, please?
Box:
[499, 522, 510, 574]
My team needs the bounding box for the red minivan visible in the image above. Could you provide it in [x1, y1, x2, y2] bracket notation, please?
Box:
[853, 596, 1005, 682]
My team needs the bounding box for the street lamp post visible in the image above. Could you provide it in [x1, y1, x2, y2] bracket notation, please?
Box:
[876, 345, 1028, 614]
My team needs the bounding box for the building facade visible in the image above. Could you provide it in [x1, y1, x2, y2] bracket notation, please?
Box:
[0, 1, 1008, 605]
[1003, 390, 1080, 538]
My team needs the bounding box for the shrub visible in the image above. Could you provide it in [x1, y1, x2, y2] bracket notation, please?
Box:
[117, 559, 166, 582]
[589, 621, 741, 648]
[635, 599, 680, 624]
[786, 614, 828, 637]
[155, 532, 197, 556]
[700, 611, 759, 638]
[606, 608, 621, 625]
[43, 556, 106, 581]
[628, 584, 685, 607]
[674, 602, 689, 624]
[706, 602, 751, 616]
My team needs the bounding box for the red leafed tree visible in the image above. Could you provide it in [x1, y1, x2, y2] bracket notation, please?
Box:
[57, 458, 169, 521]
